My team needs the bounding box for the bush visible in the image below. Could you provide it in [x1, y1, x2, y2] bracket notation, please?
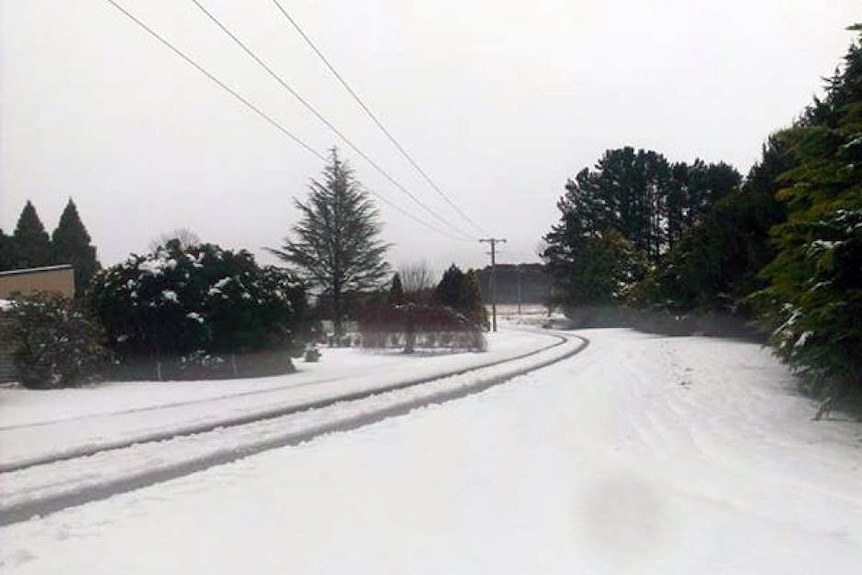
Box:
[360, 304, 486, 353]
[87, 240, 308, 364]
[3, 292, 110, 389]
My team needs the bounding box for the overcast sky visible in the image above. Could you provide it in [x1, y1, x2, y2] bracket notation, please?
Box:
[2, 0, 859, 274]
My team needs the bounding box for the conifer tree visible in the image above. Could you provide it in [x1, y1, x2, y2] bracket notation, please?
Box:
[267, 149, 390, 339]
[434, 265, 486, 327]
[11, 201, 52, 269]
[758, 26, 862, 403]
[435, 265, 467, 310]
[52, 199, 101, 296]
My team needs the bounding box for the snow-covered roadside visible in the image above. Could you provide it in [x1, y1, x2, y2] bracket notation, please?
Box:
[0, 329, 555, 467]
[0, 332, 585, 521]
[2, 328, 861, 574]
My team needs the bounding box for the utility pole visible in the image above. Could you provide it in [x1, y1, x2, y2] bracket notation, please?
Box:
[480, 237, 506, 332]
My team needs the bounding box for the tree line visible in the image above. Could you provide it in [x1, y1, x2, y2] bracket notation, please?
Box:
[543, 25, 862, 409]
[1, 199, 101, 295]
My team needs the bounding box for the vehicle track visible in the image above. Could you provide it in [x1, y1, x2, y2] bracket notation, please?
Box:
[1, 330, 567, 474]
[1, 330, 588, 526]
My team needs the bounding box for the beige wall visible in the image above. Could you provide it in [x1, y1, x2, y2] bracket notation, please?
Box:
[0, 266, 75, 299]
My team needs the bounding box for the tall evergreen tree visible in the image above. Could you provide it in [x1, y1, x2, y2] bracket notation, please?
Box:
[52, 199, 101, 296]
[267, 149, 390, 339]
[757, 26, 862, 403]
[434, 264, 486, 327]
[11, 201, 52, 269]
[635, 133, 790, 311]
[544, 147, 736, 311]
[435, 264, 467, 310]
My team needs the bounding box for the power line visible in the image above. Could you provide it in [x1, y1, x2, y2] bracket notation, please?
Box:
[269, 0, 488, 237]
[104, 0, 323, 161]
[103, 0, 471, 240]
[187, 0, 474, 242]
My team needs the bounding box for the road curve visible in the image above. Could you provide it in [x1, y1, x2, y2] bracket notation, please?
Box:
[1, 330, 588, 526]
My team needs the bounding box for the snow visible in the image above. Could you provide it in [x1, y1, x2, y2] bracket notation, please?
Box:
[0, 333, 583, 514]
[2, 328, 862, 573]
[0, 329, 555, 467]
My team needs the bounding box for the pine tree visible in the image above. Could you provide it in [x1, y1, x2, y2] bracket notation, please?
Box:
[434, 265, 486, 327]
[757, 26, 862, 403]
[11, 201, 52, 269]
[545, 147, 739, 313]
[52, 199, 101, 296]
[267, 149, 390, 339]
[435, 264, 467, 310]
[635, 132, 790, 311]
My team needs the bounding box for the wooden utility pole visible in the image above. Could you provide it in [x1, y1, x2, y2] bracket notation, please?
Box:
[479, 237, 506, 332]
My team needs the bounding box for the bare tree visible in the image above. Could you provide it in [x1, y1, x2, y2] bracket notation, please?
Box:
[398, 261, 437, 302]
[149, 228, 201, 252]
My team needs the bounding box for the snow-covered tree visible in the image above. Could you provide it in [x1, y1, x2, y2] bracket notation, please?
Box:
[757, 26, 862, 407]
[88, 240, 307, 360]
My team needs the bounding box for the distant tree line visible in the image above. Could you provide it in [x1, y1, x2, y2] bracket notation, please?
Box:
[543, 25, 862, 411]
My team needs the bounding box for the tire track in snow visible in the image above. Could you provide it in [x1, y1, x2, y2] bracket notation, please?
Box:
[1, 331, 566, 474]
[0, 332, 588, 526]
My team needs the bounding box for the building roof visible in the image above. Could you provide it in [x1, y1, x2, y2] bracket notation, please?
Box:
[0, 265, 73, 278]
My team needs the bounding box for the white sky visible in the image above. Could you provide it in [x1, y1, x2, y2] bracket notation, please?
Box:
[1, 0, 859, 273]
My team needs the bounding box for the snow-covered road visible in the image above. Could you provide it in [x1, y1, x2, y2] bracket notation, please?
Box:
[0, 328, 559, 469]
[1, 328, 584, 524]
[2, 327, 862, 574]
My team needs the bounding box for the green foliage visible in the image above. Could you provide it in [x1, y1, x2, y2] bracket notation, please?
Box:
[543, 147, 739, 312]
[11, 201, 53, 269]
[51, 199, 101, 296]
[545, 228, 646, 309]
[635, 132, 792, 312]
[267, 149, 390, 337]
[88, 240, 307, 360]
[435, 264, 486, 327]
[756, 28, 862, 398]
[3, 292, 110, 389]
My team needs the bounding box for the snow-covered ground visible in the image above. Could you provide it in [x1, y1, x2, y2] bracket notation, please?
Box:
[3, 328, 862, 573]
[0, 329, 555, 468]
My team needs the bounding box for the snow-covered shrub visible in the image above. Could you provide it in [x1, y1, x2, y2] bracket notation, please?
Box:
[87, 240, 308, 364]
[3, 292, 110, 389]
